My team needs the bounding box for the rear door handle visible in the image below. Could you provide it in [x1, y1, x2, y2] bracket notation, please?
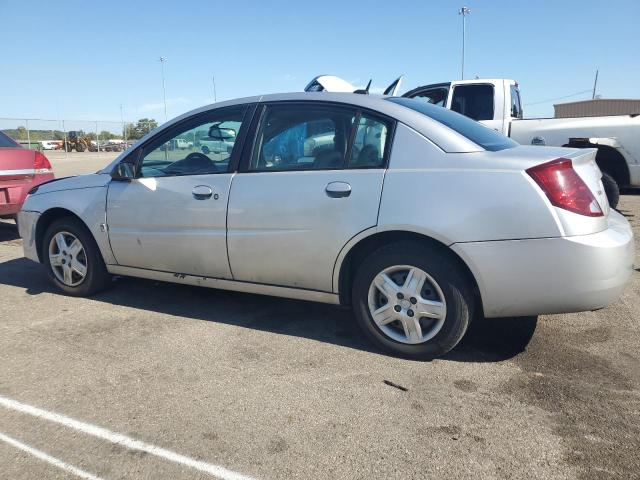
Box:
[325, 182, 351, 198]
[192, 185, 213, 200]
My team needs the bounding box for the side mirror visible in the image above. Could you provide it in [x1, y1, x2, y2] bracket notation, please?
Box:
[111, 161, 136, 181]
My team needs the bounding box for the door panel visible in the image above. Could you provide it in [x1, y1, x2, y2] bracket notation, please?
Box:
[105, 104, 249, 278]
[107, 174, 233, 277]
[227, 170, 384, 292]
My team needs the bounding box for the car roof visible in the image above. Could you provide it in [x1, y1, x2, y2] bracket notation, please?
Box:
[102, 92, 482, 173]
[187, 93, 482, 152]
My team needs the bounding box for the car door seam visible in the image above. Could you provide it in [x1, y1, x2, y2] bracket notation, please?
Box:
[225, 172, 236, 279]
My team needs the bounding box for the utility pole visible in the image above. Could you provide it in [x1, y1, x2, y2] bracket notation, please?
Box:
[592, 69, 599, 99]
[458, 6, 471, 80]
[212, 75, 217, 103]
[159, 56, 168, 122]
[120, 104, 126, 143]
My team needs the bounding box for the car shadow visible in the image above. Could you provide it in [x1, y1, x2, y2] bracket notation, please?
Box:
[0, 220, 20, 242]
[0, 255, 537, 363]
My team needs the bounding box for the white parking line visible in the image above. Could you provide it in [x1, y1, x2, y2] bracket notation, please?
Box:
[0, 395, 257, 480]
[0, 431, 104, 480]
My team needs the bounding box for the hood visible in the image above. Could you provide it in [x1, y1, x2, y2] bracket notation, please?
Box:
[30, 173, 111, 195]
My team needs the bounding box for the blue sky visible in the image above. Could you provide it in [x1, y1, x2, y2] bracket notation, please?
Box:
[1, 0, 638, 126]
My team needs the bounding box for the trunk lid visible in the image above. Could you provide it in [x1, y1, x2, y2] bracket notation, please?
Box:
[0, 148, 36, 182]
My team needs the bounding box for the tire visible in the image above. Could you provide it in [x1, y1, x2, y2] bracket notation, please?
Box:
[76, 143, 86, 153]
[601, 172, 620, 209]
[42, 217, 111, 296]
[351, 241, 474, 360]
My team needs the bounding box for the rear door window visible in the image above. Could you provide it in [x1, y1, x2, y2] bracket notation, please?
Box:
[451, 84, 495, 121]
[249, 104, 354, 171]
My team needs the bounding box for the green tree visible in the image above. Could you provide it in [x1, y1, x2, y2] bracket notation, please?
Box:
[124, 118, 158, 140]
[13, 126, 28, 140]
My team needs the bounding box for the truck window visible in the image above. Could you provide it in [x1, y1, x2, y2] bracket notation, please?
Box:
[451, 84, 494, 121]
[510, 85, 523, 119]
[410, 87, 449, 107]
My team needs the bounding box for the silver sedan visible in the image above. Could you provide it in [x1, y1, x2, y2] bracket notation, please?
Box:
[18, 92, 635, 359]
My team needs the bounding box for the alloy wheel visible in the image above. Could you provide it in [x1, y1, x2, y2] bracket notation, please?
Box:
[48, 231, 88, 287]
[367, 265, 447, 344]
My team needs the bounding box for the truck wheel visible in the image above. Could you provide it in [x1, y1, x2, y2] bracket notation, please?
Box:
[76, 144, 86, 152]
[601, 172, 620, 209]
[351, 241, 474, 360]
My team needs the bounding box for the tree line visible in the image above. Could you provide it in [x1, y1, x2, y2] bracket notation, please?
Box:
[3, 118, 159, 142]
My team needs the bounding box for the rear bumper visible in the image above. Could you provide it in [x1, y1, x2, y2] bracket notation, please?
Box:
[452, 210, 635, 318]
[17, 210, 41, 262]
[0, 173, 54, 216]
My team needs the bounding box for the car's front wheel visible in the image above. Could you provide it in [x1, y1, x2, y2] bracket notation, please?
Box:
[352, 242, 474, 360]
[43, 217, 111, 296]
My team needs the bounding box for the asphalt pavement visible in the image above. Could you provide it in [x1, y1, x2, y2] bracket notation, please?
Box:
[0, 153, 638, 479]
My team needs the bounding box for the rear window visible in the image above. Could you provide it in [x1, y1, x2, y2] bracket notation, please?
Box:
[0, 131, 19, 148]
[451, 84, 494, 121]
[386, 97, 518, 152]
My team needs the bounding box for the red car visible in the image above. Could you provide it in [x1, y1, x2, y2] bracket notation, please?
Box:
[0, 131, 54, 224]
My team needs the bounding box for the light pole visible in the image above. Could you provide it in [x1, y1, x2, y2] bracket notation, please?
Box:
[212, 75, 217, 103]
[159, 56, 168, 122]
[458, 6, 471, 80]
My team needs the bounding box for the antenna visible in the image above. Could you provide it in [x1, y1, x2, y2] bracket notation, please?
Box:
[383, 75, 404, 96]
[354, 79, 372, 95]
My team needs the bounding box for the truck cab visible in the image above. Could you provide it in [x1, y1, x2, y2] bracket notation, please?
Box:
[403, 79, 523, 136]
[402, 78, 639, 201]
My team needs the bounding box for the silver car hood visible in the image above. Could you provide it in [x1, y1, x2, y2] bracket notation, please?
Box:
[32, 173, 111, 195]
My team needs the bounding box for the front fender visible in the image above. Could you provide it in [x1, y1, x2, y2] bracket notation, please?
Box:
[22, 184, 114, 265]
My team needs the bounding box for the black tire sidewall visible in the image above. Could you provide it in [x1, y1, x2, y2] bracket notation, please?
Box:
[601, 172, 620, 209]
[42, 217, 109, 296]
[352, 242, 473, 360]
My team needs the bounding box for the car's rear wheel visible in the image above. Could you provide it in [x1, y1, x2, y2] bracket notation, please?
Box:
[43, 217, 111, 296]
[352, 242, 474, 360]
[601, 172, 620, 209]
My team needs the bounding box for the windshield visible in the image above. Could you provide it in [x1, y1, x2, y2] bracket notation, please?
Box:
[386, 97, 518, 151]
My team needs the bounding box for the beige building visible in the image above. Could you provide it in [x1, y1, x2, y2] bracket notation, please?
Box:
[554, 99, 640, 118]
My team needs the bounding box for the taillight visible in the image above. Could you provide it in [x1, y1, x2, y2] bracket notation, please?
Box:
[34, 151, 52, 173]
[526, 158, 603, 217]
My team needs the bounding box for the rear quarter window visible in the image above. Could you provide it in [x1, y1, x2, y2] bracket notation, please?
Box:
[386, 97, 518, 152]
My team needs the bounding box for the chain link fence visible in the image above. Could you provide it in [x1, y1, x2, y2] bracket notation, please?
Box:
[0, 117, 158, 152]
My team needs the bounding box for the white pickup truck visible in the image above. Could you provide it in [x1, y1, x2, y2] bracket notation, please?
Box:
[402, 79, 640, 207]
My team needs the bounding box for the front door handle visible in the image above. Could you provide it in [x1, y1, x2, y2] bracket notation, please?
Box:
[325, 181, 351, 198]
[192, 185, 213, 200]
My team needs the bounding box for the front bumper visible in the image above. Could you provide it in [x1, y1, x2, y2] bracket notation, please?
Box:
[17, 210, 41, 262]
[452, 210, 635, 318]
